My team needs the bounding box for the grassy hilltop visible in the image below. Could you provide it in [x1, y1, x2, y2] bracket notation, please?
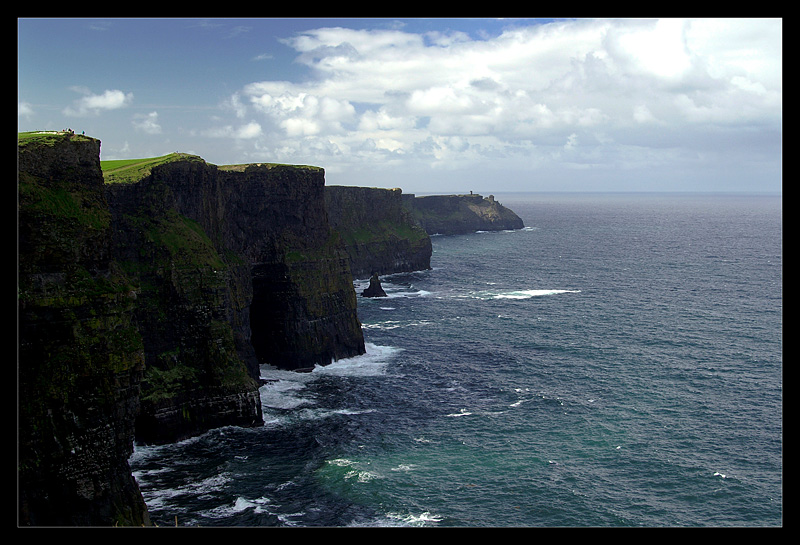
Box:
[100, 153, 204, 184]
[101, 152, 323, 184]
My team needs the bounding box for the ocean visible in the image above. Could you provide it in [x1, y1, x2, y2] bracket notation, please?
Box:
[129, 192, 782, 527]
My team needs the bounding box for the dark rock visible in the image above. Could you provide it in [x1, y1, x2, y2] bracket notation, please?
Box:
[19, 133, 511, 526]
[405, 193, 524, 235]
[17, 133, 369, 525]
[18, 132, 150, 526]
[362, 273, 388, 298]
[325, 186, 432, 278]
[105, 159, 367, 444]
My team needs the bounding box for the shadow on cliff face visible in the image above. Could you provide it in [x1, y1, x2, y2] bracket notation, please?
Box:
[248, 255, 366, 372]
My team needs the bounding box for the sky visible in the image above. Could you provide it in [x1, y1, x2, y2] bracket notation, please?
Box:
[18, 17, 782, 194]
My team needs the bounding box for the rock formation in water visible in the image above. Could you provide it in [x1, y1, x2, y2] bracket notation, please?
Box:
[404, 193, 524, 235]
[361, 273, 388, 298]
[325, 185, 432, 279]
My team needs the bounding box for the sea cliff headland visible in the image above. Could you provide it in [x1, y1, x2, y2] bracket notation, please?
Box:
[405, 192, 524, 236]
[17, 130, 524, 525]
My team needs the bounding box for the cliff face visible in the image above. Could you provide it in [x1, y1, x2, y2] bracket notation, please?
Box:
[325, 186, 432, 278]
[406, 193, 524, 235]
[215, 164, 365, 372]
[18, 133, 366, 525]
[18, 132, 523, 526]
[106, 160, 366, 444]
[104, 160, 264, 445]
[18, 132, 150, 526]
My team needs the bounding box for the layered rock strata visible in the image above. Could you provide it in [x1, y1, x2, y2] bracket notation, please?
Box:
[325, 186, 432, 279]
[18, 132, 150, 526]
[105, 159, 366, 444]
[18, 133, 367, 525]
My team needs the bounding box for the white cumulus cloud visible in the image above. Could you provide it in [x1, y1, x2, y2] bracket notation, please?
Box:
[220, 18, 781, 190]
[63, 88, 134, 116]
[202, 121, 263, 139]
[133, 111, 162, 134]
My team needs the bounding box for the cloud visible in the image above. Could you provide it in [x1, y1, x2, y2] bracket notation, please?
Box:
[223, 18, 781, 189]
[236, 121, 263, 139]
[202, 121, 263, 139]
[18, 102, 34, 118]
[246, 88, 357, 136]
[63, 88, 134, 116]
[133, 111, 162, 134]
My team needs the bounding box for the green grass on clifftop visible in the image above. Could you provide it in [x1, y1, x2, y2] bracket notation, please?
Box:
[218, 162, 324, 172]
[101, 154, 323, 184]
[101, 153, 205, 184]
[18, 130, 96, 148]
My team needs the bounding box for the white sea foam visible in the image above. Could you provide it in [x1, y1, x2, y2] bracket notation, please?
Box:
[386, 511, 443, 525]
[259, 344, 402, 414]
[259, 377, 312, 410]
[457, 288, 580, 300]
[295, 407, 377, 423]
[197, 491, 303, 525]
[142, 473, 234, 511]
[363, 319, 433, 331]
[324, 457, 380, 483]
[386, 288, 431, 298]
[491, 289, 581, 299]
[195, 495, 309, 525]
[218, 496, 271, 516]
[269, 367, 384, 424]
[352, 509, 443, 527]
[313, 343, 403, 377]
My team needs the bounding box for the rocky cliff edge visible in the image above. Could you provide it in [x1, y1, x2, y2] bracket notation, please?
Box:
[325, 185, 432, 279]
[406, 193, 524, 236]
[18, 132, 368, 525]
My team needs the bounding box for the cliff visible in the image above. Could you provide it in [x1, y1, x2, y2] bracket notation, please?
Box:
[405, 193, 524, 235]
[106, 158, 365, 444]
[103, 159, 261, 447]
[18, 132, 366, 525]
[17, 132, 523, 526]
[325, 186, 432, 278]
[18, 132, 150, 526]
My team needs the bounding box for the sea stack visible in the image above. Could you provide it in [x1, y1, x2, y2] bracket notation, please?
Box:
[362, 273, 388, 298]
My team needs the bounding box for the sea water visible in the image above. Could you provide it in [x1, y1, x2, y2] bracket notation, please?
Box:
[130, 192, 782, 527]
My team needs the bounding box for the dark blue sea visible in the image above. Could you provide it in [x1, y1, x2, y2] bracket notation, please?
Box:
[129, 192, 782, 527]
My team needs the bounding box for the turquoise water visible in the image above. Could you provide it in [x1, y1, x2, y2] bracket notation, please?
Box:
[130, 192, 782, 527]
